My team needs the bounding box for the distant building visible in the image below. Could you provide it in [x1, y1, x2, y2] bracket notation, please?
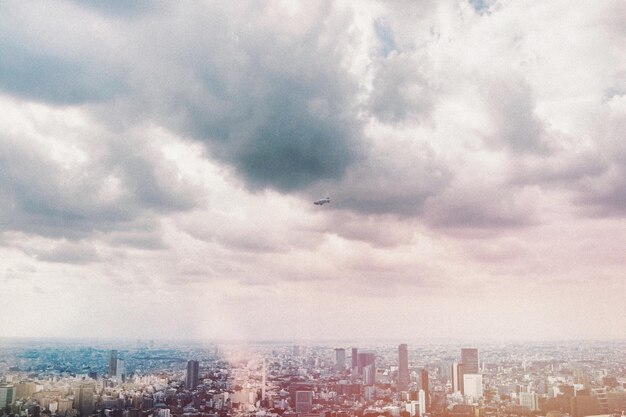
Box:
[295, 391, 313, 413]
[418, 389, 426, 416]
[461, 349, 479, 374]
[358, 352, 375, 375]
[141, 396, 154, 410]
[398, 344, 409, 391]
[519, 392, 539, 410]
[74, 383, 95, 417]
[363, 365, 375, 386]
[109, 350, 118, 378]
[421, 368, 430, 411]
[351, 348, 358, 373]
[460, 348, 478, 396]
[452, 362, 463, 394]
[335, 348, 346, 372]
[463, 374, 483, 401]
[186, 360, 199, 390]
[592, 388, 608, 414]
[0, 384, 14, 408]
[115, 359, 125, 381]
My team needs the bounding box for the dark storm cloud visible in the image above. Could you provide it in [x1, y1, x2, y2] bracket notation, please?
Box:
[211, 73, 361, 191]
[83, 1, 365, 192]
[0, 0, 601, 237]
[0, 1, 369, 245]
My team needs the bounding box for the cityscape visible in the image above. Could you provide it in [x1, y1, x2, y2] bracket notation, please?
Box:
[1, 4, 624, 417]
[1, 340, 625, 417]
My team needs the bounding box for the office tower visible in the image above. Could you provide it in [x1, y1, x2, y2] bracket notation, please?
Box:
[0, 384, 14, 408]
[335, 348, 346, 372]
[352, 348, 358, 371]
[358, 351, 375, 375]
[115, 359, 125, 380]
[461, 348, 479, 374]
[109, 350, 118, 378]
[186, 360, 199, 390]
[519, 392, 539, 410]
[452, 362, 463, 393]
[463, 374, 483, 401]
[363, 365, 375, 386]
[398, 344, 409, 391]
[261, 359, 266, 401]
[421, 368, 430, 411]
[418, 389, 426, 417]
[292, 346, 300, 356]
[295, 391, 313, 413]
[74, 383, 95, 417]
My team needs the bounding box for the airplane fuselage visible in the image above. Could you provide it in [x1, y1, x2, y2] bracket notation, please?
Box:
[314, 198, 330, 205]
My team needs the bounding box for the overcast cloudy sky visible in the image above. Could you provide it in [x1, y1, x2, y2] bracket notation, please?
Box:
[1, 0, 624, 342]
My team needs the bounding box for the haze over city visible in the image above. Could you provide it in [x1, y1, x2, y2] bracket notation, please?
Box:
[0, 0, 624, 342]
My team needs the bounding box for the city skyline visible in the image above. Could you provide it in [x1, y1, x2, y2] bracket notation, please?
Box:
[1, 339, 624, 417]
[0, 0, 625, 342]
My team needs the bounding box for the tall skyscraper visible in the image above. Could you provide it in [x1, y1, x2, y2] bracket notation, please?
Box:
[421, 368, 430, 411]
[115, 358, 125, 381]
[398, 344, 409, 391]
[351, 348, 358, 372]
[463, 374, 483, 401]
[186, 360, 199, 390]
[0, 384, 14, 408]
[335, 348, 346, 372]
[358, 351, 375, 375]
[261, 359, 267, 401]
[461, 348, 479, 374]
[74, 383, 95, 417]
[109, 350, 118, 378]
[418, 389, 426, 417]
[363, 365, 375, 386]
[452, 362, 464, 394]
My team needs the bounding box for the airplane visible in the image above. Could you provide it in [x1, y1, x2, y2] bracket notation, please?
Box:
[313, 197, 330, 206]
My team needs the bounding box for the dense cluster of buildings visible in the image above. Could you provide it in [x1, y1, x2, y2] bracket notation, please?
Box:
[0, 340, 624, 417]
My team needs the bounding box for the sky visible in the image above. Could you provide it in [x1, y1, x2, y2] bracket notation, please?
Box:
[0, 0, 624, 342]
